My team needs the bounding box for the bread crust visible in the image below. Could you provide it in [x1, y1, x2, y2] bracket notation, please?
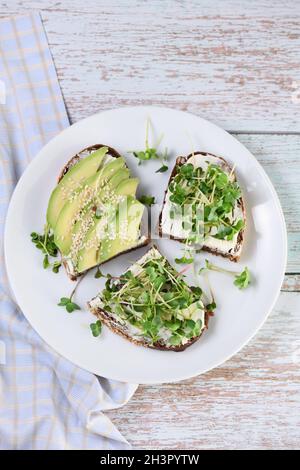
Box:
[57, 144, 121, 183]
[56, 144, 149, 280]
[158, 151, 246, 262]
[63, 236, 150, 281]
[88, 302, 210, 352]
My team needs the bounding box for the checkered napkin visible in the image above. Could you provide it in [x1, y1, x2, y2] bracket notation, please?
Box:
[0, 13, 137, 450]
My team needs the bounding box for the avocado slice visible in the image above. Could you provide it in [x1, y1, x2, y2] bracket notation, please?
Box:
[76, 178, 140, 273]
[94, 168, 130, 205]
[69, 168, 130, 262]
[75, 206, 115, 273]
[98, 197, 145, 264]
[46, 147, 108, 229]
[114, 177, 139, 197]
[54, 157, 126, 255]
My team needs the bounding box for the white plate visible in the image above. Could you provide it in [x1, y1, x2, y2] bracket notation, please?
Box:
[4, 106, 287, 384]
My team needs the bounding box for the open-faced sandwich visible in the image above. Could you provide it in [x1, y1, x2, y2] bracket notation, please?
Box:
[88, 246, 211, 351]
[159, 151, 246, 261]
[46, 144, 149, 280]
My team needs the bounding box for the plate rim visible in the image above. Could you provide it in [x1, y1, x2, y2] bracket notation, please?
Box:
[4, 105, 287, 384]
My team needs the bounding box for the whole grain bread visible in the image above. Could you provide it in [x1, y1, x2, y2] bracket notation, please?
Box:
[158, 151, 246, 262]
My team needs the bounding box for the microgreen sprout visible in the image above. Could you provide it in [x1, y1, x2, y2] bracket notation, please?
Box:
[90, 320, 102, 337]
[199, 259, 251, 290]
[94, 267, 105, 279]
[57, 274, 86, 313]
[175, 239, 195, 265]
[206, 301, 217, 312]
[139, 195, 156, 206]
[31, 225, 61, 273]
[234, 267, 250, 289]
[58, 297, 80, 313]
[130, 119, 168, 172]
[175, 256, 194, 265]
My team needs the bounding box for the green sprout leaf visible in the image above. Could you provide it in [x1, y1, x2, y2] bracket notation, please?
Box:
[58, 297, 70, 306]
[175, 256, 194, 265]
[95, 267, 104, 279]
[169, 335, 183, 346]
[139, 195, 156, 206]
[199, 259, 251, 290]
[58, 297, 80, 313]
[43, 254, 50, 269]
[234, 267, 250, 289]
[190, 286, 202, 297]
[90, 320, 102, 337]
[130, 119, 168, 172]
[206, 301, 217, 312]
[31, 225, 60, 273]
[52, 261, 61, 273]
[156, 164, 168, 173]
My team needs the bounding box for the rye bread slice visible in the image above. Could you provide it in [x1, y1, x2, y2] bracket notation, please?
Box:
[88, 245, 210, 352]
[56, 144, 149, 280]
[158, 152, 246, 262]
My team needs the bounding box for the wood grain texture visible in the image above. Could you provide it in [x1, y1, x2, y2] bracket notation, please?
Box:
[282, 274, 300, 292]
[1, 0, 300, 131]
[108, 292, 300, 450]
[1, 0, 300, 450]
[234, 133, 300, 273]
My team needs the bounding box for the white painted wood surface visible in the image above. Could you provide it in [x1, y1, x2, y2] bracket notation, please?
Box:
[2, 0, 300, 132]
[2, 0, 300, 450]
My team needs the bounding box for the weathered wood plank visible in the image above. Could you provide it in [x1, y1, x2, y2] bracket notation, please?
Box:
[282, 274, 300, 292]
[1, 0, 300, 131]
[233, 134, 300, 274]
[108, 292, 300, 449]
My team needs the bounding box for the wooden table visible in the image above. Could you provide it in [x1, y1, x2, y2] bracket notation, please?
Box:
[2, 0, 300, 450]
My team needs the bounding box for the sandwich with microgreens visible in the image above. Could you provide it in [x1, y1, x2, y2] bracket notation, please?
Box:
[88, 246, 214, 351]
[159, 151, 246, 262]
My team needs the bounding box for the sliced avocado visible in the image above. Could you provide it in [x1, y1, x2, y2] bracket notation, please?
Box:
[46, 147, 108, 229]
[54, 157, 126, 255]
[98, 197, 145, 264]
[95, 168, 130, 204]
[71, 168, 130, 239]
[75, 178, 140, 273]
[115, 177, 139, 197]
[69, 168, 130, 261]
[76, 205, 116, 273]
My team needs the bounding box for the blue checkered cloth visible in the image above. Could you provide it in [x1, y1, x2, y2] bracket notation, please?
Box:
[0, 13, 137, 450]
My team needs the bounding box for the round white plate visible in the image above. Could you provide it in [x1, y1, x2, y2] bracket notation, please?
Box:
[5, 106, 287, 384]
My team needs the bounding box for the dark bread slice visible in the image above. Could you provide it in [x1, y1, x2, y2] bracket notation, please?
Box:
[88, 246, 211, 352]
[56, 144, 149, 280]
[158, 152, 246, 262]
[89, 303, 210, 352]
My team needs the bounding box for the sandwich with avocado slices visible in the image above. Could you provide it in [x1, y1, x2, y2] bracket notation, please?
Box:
[159, 152, 246, 262]
[46, 144, 149, 280]
[88, 246, 211, 351]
